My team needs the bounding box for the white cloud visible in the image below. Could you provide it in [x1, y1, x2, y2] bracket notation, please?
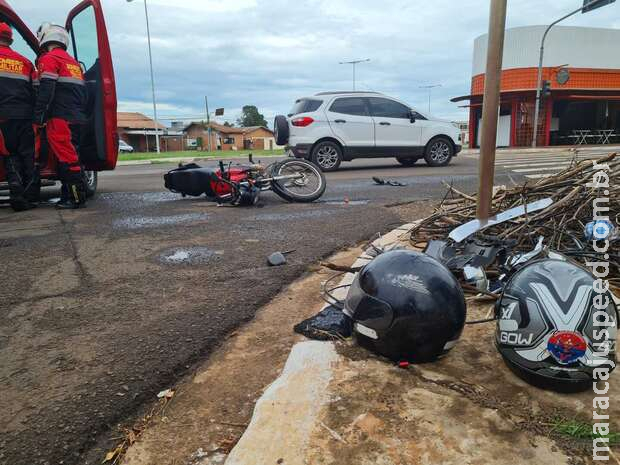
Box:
[8, 0, 620, 123]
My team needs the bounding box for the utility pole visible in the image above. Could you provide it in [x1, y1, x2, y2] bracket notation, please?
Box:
[419, 84, 442, 113]
[477, 0, 507, 220]
[339, 59, 370, 91]
[205, 96, 212, 153]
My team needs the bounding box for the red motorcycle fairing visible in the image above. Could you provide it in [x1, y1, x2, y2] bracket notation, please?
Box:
[210, 167, 251, 196]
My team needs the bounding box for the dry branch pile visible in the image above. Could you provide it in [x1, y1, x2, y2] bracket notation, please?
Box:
[409, 152, 620, 287]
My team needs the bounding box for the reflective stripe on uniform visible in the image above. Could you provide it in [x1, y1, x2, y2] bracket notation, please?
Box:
[40, 72, 59, 80]
[57, 76, 85, 85]
[0, 71, 29, 80]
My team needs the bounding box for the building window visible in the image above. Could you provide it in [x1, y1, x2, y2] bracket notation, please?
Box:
[223, 137, 235, 144]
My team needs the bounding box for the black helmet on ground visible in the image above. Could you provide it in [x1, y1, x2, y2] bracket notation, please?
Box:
[344, 250, 467, 363]
[495, 259, 618, 392]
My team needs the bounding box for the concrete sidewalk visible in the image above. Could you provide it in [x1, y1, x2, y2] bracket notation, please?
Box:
[224, 225, 620, 465]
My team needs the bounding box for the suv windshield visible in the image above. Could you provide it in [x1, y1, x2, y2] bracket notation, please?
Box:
[289, 98, 323, 116]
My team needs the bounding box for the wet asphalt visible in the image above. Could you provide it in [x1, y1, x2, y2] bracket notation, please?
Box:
[0, 154, 517, 465]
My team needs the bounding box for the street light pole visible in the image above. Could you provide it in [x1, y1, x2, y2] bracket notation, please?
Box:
[419, 84, 442, 113]
[339, 59, 370, 91]
[127, 0, 160, 154]
[531, 0, 610, 147]
[205, 96, 212, 153]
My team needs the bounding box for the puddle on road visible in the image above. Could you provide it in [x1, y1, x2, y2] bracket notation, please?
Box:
[113, 213, 208, 230]
[159, 246, 220, 265]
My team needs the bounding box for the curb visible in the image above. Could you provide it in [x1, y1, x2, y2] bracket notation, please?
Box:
[462, 144, 620, 157]
[117, 154, 285, 166]
[224, 223, 414, 465]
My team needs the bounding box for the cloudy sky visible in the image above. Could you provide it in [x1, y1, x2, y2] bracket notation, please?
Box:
[8, 0, 620, 126]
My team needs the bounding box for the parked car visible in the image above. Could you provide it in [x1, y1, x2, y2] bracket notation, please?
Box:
[119, 140, 134, 153]
[274, 91, 462, 171]
[0, 0, 118, 198]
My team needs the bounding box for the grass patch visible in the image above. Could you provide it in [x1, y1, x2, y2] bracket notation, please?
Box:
[119, 149, 285, 162]
[549, 418, 620, 445]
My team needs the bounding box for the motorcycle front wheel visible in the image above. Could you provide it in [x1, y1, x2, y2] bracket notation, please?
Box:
[270, 159, 326, 203]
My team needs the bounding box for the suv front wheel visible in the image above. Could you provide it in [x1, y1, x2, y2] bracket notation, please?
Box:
[311, 141, 342, 172]
[424, 137, 454, 167]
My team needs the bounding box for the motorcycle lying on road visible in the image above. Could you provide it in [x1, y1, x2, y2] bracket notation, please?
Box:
[164, 155, 326, 206]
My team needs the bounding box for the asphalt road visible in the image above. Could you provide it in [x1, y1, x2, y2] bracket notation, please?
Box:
[0, 152, 550, 465]
[100, 154, 490, 205]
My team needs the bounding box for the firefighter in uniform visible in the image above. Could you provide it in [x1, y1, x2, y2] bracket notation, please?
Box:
[34, 23, 88, 209]
[0, 22, 38, 211]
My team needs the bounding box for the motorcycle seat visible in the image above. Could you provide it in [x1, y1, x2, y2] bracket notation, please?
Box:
[164, 164, 220, 197]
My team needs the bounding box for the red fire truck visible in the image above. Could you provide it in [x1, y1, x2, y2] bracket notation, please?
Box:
[0, 0, 117, 197]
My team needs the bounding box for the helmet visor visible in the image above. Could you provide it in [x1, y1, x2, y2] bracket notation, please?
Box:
[345, 273, 394, 332]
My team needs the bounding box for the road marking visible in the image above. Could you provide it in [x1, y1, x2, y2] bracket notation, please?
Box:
[502, 160, 572, 168]
[525, 173, 555, 179]
[501, 161, 573, 169]
[512, 166, 568, 173]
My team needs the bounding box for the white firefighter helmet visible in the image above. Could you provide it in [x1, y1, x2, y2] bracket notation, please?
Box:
[36, 23, 69, 50]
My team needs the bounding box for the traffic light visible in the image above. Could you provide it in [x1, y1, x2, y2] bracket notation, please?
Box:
[542, 80, 552, 97]
[583, 0, 615, 13]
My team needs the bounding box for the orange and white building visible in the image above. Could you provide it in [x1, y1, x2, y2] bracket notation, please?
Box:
[453, 26, 620, 148]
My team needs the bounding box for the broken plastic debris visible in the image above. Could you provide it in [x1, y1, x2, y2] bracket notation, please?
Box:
[372, 176, 407, 187]
[294, 305, 353, 341]
[463, 266, 489, 292]
[157, 388, 175, 399]
[449, 198, 553, 243]
[509, 236, 545, 268]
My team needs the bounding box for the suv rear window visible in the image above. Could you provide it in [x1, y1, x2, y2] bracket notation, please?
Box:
[289, 99, 323, 116]
[329, 98, 369, 116]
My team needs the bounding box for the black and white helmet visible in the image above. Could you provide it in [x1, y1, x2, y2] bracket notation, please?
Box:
[36, 23, 69, 50]
[496, 259, 617, 391]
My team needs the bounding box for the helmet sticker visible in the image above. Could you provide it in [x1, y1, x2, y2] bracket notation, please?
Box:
[547, 331, 587, 365]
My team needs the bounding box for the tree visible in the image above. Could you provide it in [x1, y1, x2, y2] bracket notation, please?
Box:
[223, 121, 234, 127]
[236, 105, 268, 128]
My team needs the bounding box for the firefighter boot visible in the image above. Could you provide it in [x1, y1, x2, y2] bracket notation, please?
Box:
[56, 177, 86, 210]
[4, 156, 33, 212]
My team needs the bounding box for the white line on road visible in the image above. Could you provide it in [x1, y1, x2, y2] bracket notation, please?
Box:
[501, 161, 573, 169]
[525, 173, 555, 179]
[512, 166, 566, 173]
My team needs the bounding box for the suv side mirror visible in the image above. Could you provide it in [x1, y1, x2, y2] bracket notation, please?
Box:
[409, 110, 416, 124]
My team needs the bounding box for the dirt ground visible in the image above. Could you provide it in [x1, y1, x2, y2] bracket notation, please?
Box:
[306, 300, 620, 465]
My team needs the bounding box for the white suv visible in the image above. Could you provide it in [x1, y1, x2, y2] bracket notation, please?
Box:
[274, 91, 462, 171]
